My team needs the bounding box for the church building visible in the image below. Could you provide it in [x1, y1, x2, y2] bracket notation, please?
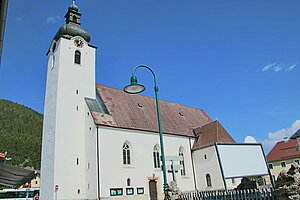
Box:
[41, 3, 245, 200]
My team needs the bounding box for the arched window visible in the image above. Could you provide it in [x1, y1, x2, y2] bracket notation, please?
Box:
[73, 15, 77, 23]
[153, 145, 160, 169]
[179, 147, 186, 176]
[75, 50, 81, 64]
[206, 174, 212, 187]
[123, 142, 131, 165]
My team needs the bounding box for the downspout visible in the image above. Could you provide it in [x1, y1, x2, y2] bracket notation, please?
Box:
[189, 137, 197, 190]
[96, 126, 100, 199]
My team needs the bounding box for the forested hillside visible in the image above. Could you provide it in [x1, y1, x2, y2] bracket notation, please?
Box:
[0, 99, 43, 169]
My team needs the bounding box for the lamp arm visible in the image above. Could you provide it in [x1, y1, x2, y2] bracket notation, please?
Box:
[132, 65, 158, 88]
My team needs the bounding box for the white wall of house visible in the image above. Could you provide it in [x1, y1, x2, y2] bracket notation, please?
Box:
[41, 36, 97, 200]
[193, 146, 225, 190]
[225, 178, 242, 189]
[98, 126, 196, 199]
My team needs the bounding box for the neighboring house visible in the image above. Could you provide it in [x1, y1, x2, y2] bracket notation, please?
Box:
[192, 121, 242, 190]
[22, 171, 40, 188]
[40, 3, 270, 200]
[290, 128, 300, 150]
[266, 139, 300, 183]
[0, 152, 40, 188]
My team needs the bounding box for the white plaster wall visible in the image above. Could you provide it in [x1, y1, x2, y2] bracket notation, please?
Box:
[98, 126, 196, 200]
[225, 178, 242, 190]
[85, 103, 98, 199]
[193, 146, 225, 190]
[41, 36, 96, 200]
[40, 40, 60, 200]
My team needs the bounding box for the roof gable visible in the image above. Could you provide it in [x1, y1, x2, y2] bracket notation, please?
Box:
[192, 121, 236, 150]
[266, 139, 300, 162]
[290, 128, 300, 139]
[92, 84, 212, 137]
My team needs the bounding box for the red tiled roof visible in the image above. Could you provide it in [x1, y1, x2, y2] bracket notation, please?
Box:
[192, 121, 236, 150]
[93, 84, 212, 137]
[266, 139, 300, 162]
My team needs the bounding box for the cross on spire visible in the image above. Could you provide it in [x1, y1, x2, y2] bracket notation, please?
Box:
[72, 0, 76, 5]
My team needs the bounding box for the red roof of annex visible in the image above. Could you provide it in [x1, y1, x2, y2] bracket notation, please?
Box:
[266, 139, 300, 162]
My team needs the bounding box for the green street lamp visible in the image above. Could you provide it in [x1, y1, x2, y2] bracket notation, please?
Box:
[124, 65, 170, 199]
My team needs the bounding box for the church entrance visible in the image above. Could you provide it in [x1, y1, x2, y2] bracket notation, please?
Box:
[149, 180, 158, 200]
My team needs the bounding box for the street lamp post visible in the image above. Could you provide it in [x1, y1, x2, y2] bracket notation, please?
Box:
[123, 65, 170, 200]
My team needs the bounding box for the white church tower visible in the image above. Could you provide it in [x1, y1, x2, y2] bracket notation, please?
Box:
[40, 2, 98, 199]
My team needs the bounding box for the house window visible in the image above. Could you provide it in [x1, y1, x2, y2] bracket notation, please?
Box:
[206, 174, 212, 187]
[280, 161, 286, 168]
[179, 147, 186, 176]
[268, 163, 273, 169]
[295, 159, 300, 165]
[123, 142, 131, 165]
[153, 145, 160, 169]
[75, 50, 81, 64]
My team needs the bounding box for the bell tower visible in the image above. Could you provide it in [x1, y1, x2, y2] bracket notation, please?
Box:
[65, 0, 82, 26]
[40, 1, 97, 199]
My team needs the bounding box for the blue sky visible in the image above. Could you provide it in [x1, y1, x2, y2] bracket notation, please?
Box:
[1, 0, 299, 152]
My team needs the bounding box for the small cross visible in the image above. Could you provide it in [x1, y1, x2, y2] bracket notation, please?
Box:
[72, 0, 76, 5]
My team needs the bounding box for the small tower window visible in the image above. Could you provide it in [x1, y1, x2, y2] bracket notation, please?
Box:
[73, 15, 77, 23]
[75, 50, 81, 64]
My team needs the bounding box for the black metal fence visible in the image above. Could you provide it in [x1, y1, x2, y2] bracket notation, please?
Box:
[177, 188, 276, 200]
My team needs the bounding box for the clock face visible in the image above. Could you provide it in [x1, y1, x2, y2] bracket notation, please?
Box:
[74, 38, 84, 48]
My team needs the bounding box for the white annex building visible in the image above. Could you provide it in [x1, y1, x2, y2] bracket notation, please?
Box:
[40, 3, 270, 200]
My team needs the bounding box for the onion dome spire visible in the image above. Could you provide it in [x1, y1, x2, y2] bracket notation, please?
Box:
[53, 0, 91, 43]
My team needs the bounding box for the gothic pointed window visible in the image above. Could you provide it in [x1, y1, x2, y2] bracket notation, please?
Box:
[75, 50, 81, 64]
[123, 142, 131, 165]
[206, 174, 212, 187]
[153, 145, 160, 169]
[179, 147, 186, 176]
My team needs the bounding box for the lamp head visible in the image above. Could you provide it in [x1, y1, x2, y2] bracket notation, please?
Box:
[123, 75, 145, 94]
